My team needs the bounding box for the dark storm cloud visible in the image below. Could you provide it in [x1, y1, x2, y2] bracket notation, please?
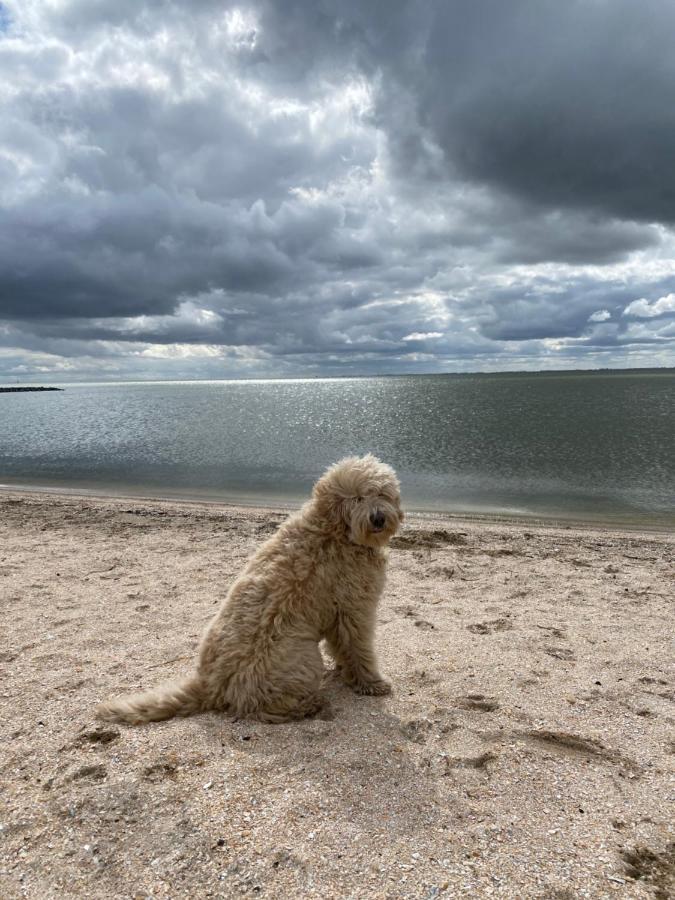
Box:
[1, 0, 675, 379]
[0, 176, 365, 321]
[0, 194, 288, 320]
[250, 0, 675, 224]
[477, 281, 634, 343]
[492, 214, 660, 267]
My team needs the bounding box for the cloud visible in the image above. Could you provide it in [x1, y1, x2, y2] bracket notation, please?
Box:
[623, 293, 675, 319]
[402, 331, 442, 342]
[0, 0, 674, 380]
[356, 0, 675, 225]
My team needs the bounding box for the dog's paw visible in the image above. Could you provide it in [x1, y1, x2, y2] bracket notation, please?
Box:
[353, 677, 392, 696]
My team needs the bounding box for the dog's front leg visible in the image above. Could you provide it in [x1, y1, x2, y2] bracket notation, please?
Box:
[325, 611, 392, 696]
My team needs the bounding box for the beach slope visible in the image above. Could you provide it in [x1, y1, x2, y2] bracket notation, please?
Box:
[0, 492, 673, 898]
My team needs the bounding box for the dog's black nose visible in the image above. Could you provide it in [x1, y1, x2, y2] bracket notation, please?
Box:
[370, 511, 386, 529]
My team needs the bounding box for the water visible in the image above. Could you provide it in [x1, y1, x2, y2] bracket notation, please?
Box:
[1, 371, 673, 525]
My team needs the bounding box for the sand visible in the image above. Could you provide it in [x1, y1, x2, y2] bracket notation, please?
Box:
[0, 490, 673, 899]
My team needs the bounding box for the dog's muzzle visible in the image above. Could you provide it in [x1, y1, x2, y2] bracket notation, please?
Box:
[370, 510, 386, 531]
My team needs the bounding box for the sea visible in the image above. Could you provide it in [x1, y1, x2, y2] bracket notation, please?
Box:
[1, 370, 674, 526]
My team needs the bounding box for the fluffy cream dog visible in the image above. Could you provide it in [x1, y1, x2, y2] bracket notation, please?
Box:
[96, 455, 403, 725]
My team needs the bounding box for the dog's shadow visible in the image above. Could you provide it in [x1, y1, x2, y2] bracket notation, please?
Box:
[196, 679, 459, 836]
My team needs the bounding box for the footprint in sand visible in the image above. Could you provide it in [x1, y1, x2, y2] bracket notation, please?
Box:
[399, 718, 434, 743]
[390, 529, 468, 550]
[621, 842, 675, 897]
[441, 751, 498, 772]
[67, 763, 108, 782]
[544, 646, 575, 661]
[515, 729, 641, 774]
[454, 694, 500, 713]
[143, 761, 178, 782]
[536, 624, 567, 639]
[429, 566, 457, 579]
[69, 727, 120, 748]
[467, 617, 513, 635]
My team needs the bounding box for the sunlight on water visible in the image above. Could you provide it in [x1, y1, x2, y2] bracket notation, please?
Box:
[1, 372, 673, 524]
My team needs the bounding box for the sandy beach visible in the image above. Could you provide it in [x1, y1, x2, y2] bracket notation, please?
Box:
[0, 490, 673, 899]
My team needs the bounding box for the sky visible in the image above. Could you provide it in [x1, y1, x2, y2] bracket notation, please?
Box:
[1, 0, 675, 381]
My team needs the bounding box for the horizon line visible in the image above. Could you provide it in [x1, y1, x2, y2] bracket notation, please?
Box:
[1, 364, 674, 387]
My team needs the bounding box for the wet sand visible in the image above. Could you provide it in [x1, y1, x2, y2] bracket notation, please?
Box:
[0, 491, 673, 898]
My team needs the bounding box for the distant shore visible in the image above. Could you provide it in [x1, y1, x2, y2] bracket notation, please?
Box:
[1, 489, 673, 898]
[0, 385, 63, 392]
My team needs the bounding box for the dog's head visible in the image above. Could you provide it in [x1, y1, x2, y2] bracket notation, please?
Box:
[311, 454, 404, 547]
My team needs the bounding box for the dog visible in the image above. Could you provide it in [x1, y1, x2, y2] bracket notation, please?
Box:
[96, 454, 403, 724]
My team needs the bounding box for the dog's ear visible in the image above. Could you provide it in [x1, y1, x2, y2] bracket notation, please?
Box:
[311, 475, 332, 505]
[311, 477, 349, 531]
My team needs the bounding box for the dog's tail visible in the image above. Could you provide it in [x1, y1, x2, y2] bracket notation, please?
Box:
[95, 675, 207, 725]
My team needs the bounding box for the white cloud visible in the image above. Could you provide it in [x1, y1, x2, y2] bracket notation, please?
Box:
[402, 331, 443, 341]
[139, 344, 225, 359]
[623, 293, 675, 318]
[588, 309, 611, 322]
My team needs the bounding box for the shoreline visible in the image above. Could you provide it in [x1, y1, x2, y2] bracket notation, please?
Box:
[1, 490, 673, 897]
[1, 481, 672, 535]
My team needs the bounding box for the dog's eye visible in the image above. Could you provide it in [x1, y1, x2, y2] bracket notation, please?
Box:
[356, 496, 363, 503]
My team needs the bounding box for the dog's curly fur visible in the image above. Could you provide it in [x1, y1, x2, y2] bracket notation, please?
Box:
[96, 455, 403, 724]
